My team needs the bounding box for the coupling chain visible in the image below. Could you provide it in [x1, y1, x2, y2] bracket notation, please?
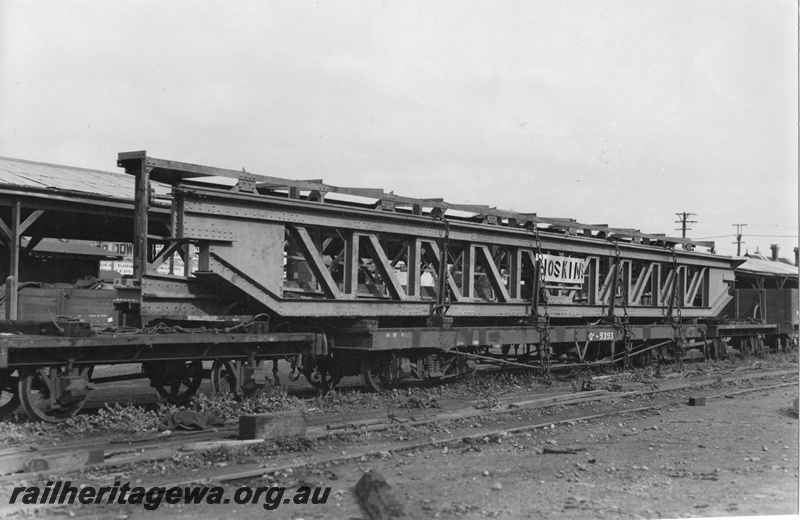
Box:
[532, 224, 551, 381]
[427, 213, 452, 325]
[671, 247, 683, 323]
[612, 240, 633, 369]
[539, 315, 552, 380]
[701, 328, 709, 365]
[670, 246, 685, 370]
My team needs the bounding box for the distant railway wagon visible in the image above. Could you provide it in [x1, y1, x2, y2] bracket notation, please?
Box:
[0, 152, 795, 422]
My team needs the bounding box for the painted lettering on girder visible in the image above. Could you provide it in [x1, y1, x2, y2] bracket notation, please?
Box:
[539, 254, 587, 284]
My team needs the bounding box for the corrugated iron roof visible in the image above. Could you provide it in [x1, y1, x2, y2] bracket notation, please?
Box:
[0, 156, 135, 200]
[0, 156, 170, 200]
[22, 238, 124, 259]
[735, 255, 799, 278]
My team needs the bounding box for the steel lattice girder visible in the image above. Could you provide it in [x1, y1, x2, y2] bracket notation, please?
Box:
[174, 186, 724, 264]
[117, 152, 738, 321]
[155, 186, 736, 319]
[116, 151, 715, 250]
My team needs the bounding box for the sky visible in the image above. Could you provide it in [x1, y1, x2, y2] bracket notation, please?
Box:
[1, 0, 797, 258]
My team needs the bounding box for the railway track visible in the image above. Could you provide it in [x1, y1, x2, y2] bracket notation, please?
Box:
[0, 366, 794, 487]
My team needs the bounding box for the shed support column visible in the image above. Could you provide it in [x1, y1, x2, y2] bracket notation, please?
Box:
[4, 276, 17, 320]
[5, 201, 21, 319]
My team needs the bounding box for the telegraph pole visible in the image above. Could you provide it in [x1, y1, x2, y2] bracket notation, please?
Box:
[732, 223, 747, 256]
[674, 212, 696, 238]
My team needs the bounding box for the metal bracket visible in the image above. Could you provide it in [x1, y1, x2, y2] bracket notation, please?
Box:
[234, 172, 258, 194]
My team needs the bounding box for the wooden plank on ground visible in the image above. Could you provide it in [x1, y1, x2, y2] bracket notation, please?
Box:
[239, 410, 307, 440]
[508, 390, 608, 408]
[180, 439, 265, 452]
[0, 449, 104, 476]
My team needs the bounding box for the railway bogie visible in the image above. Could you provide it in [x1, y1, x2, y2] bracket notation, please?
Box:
[355, 349, 478, 392]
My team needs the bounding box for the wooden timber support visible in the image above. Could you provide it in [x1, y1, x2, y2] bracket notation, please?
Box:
[0, 200, 45, 320]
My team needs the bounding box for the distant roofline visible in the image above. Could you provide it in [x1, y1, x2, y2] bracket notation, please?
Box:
[0, 155, 123, 177]
[0, 155, 171, 203]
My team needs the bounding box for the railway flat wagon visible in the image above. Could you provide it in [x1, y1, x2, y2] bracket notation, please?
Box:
[116, 152, 743, 387]
[0, 151, 772, 422]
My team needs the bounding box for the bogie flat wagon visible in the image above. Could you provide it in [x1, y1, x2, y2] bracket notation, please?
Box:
[0, 151, 782, 422]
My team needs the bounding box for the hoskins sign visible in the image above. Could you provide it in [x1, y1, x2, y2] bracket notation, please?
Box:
[539, 254, 587, 284]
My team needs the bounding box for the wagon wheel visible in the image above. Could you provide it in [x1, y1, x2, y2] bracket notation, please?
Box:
[717, 337, 728, 359]
[210, 359, 264, 400]
[17, 366, 91, 423]
[307, 368, 343, 394]
[739, 336, 762, 357]
[145, 360, 204, 406]
[300, 354, 346, 392]
[210, 359, 242, 399]
[304, 368, 324, 389]
[360, 354, 391, 392]
[0, 370, 20, 418]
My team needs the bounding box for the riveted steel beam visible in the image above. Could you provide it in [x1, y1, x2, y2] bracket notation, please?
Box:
[118, 152, 719, 251]
[121, 153, 738, 324]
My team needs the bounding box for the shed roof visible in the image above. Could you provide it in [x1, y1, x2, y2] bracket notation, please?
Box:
[735, 255, 798, 278]
[0, 156, 169, 200]
[22, 238, 124, 259]
[0, 156, 135, 200]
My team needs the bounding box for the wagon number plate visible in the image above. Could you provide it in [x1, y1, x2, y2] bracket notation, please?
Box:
[588, 330, 616, 341]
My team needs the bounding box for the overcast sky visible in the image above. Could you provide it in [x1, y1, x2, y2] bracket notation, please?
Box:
[1, 0, 797, 257]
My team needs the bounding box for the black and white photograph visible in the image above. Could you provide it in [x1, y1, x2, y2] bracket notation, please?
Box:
[0, 1, 797, 519]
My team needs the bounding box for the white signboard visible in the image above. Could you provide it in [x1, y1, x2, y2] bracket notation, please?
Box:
[540, 254, 587, 284]
[100, 260, 133, 276]
[100, 260, 184, 276]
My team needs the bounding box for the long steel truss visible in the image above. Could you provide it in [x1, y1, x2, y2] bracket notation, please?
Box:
[117, 151, 735, 326]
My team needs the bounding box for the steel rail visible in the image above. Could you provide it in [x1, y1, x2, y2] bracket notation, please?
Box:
[0, 368, 794, 487]
[177, 379, 799, 486]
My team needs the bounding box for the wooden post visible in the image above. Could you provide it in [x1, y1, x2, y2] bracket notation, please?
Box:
[8, 201, 20, 285]
[132, 160, 150, 279]
[5, 276, 17, 320]
[285, 187, 301, 282]
[406, 239, 421, 298]
[5, 201, 21, 320]
[344, 232, 360, 296]
[508, 247, 522, 300]
[462, 245, 474, 300]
